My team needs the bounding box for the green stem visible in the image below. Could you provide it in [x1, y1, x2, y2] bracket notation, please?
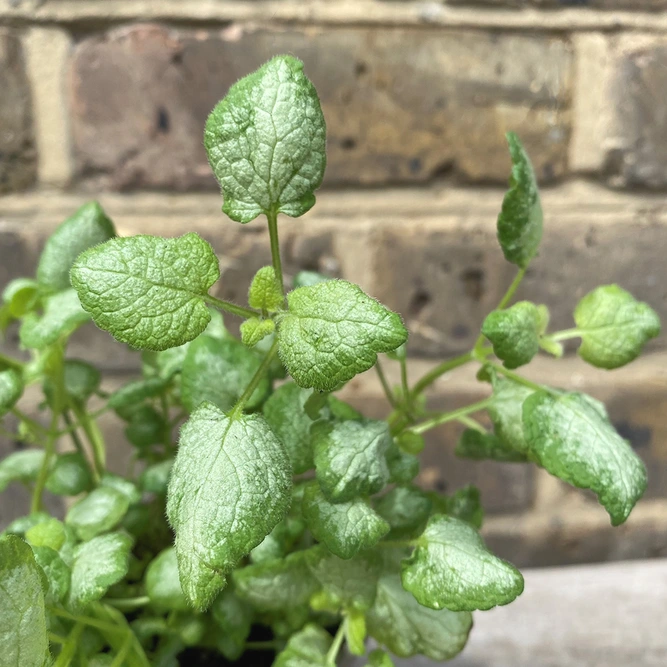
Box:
[48, 607, 125, 636]
[486, 362, 546, 393]
[400, 356, 412, 414]
[53, 622, 84, 667]
[110, 632, 132, 667]
[230, 339, 279, 419]
[377, 539, 416, 549]
[71, 403, 106, 477]
[31, 410, 59, 513]
[245, 640, 283, 650]
[10, 407, 48, 435]
[410, 397, 493, 436]
[547, 328, 583, 342]
[105, 596, 150, 611]
[0, 351, 24, 370]
[410, 352, 474, 399]
[63, 410, 99, 484]
[326, 622, 347, 666]
[48, 633, 66, 645]
[203, 294, 258, 320]
[457, 414, 488, 433]
[375, 361, 397, 409]
[267, 210, 284, 295]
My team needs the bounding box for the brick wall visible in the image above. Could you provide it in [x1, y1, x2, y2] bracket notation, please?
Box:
[1, 0, 667, 566]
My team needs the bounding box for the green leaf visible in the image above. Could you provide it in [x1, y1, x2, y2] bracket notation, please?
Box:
[293, 271, 330, 289]
[402, 515, 523, 611]
[248, 266, 283, 311]
[204, 55, 326, 224]
[482, 301, 543, 369]
[273, 624, 332, 667]
[139, 459, 173, 495]
[0, 449, 44, 492]
[386, 441, 420, 484]
[240, 317, 275, 347]
[262, 382, 317, 474]
[62, 360, 101, 404]
[396, 430, 424, 455]
[145, 547, 189, 611]
[496, 132, 543, 268]
[37, 201, 115, 292]
[233, 550, 320, 612]
[46, 453, 93, 495]
[313, 419, 391, 502]
[211, 587, 253, 661]
[573, 285, 661, 369]
[487, 376, 535, 455]
[302, 482, 389, 559]
[278, 280, 407, 391]
[305, 545, 380, 611]
[125, 405, 166, 448]
[523, 391, 647, 525]
[2, 512, 50, 538]
[456, 428, 528, 463]
[0, 535, 49, 667]
[65, 487, 130, 541]
[374, 486, 432, 540]
[345, 609, 367, 656]
[100, 473, 141, 505]
[250, 515, 305, 564]
[327, 395, 363, 422]
[444, 485, 485, 529]
[365, 649, 395, 667]
[2, 278, 39, 318]
[180, 335, 270, 413]
[0, 369, 23, 417]
[367, 574, 472, 661]
[19, 288, 90, 349]
[108, 376, 170, 413]
[71, 233, 220, 351]
[167, 404, 292, 610]
[32, 545, 70, 603]
[68, 532, 133, 609]
[25, 518, 66, 551]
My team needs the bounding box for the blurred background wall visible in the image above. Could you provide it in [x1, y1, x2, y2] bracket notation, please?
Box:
[1, 0, 667, 567]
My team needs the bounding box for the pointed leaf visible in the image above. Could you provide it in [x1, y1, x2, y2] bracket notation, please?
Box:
[71, 233, 220, 351]
[248, 266, 283, 311]
[523, 391, 647, 525]
[167, 404, 292, 610]
[278, 280, 407, 391]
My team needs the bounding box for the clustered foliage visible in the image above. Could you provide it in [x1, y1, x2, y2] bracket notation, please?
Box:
[0, 55, 660, 667]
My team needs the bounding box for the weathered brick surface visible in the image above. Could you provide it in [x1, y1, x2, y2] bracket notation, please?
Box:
[446, 0, 667, 8]
[69, 24, 571, 190]
[0, 29, 36, 193]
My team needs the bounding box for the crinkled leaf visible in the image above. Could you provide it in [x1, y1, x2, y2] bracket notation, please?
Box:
[0, 535, 49, 667]
[374, 486, 432, 540]
[32, 545, 70, 603]
[19, 288, 90, 349]
[482, 301, 543, 369]
[65, 486, 130, 541]
[402, 515, 523, 611]
[278, 280, 407, 391]
[37, 201, 115, 292]
[71, 233, 220, 351]
[204, 55, 326, 223]
[262, 382, 316, 474]
[181, 335, 270, 413]
[0, 369, 23, 417]
[145, 547, 189, 611]
[574, 285, 661, 369]
[523, 391, 647, 525]
[305, 545, 380, 611]
[167, 404, 292, 610]
[456, 428, 528, 463]
[240, 317, 275, 347]
[233, 551, 319, 612]
[46, 453, 93, 495]
[211, 587, 253, 661]
[302, 482, 389, 559]
[273, 624, 332, 667]
[313, 419, 391, 502]
[68, 532, 133, 609]
[488, 377, 535, 455]
[248, 266, 283, 311]
[367, 574, 472, 661]
[0, 449, 44, 492]
[139, 459, 173, 495]
[496, 132, 543, 268]
[25, 518, 66, 551]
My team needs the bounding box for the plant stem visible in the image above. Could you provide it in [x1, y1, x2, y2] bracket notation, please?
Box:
[48, 633, 66, 645]
[110, 632, 132, 667]
[486, 362, 546, 393]
[267, 210, 284, 295]
[53, 622, 84, 667]
[63, 410, 99, 484]
[547, 328, 582, 342]
[31, 410, 59, 513]
[377, 539, 416, 549]
[400, 356, 412, 414]
[10, 407, 48, 435]
[457, 415, 488, 433]
[410, 397, 493, 436]
[326, 621, 347, 666]
[0, 351, 24, 370]
[72, 403, 106, 477]
[230, 339, 279, 419]
[48, 607, 125, 636]
[374, 360, 397, 409]
[203, 294, 258, 320]
[410, 352, 474, 399]
[105, 596, 150, 611]
[245, 640, 283, 650]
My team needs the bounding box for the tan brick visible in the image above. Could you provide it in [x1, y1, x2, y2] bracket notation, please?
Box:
[446, 0, 667, 7]
[69, 24, 571, 190]
[0, 29, 36, 193]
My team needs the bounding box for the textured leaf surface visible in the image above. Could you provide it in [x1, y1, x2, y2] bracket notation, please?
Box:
[25, 518, 66, 551]
[402, 515, 523, 611]
[68, 532, 133, 609]
[313, 419, 391, 502]
[0, 369, 23, 417]
[442, 485, 485, 529]
[19, 288, 89, 349]
[248, 266, 283, 311]
[32, 545, 70, 603]
[240, 317, 275, 347]
[496, 132, 543, 268]
[278, 280, 407, 391]
[523, 391, 647, 525]
[37, 201, 115, 292]
[374, 486, 432, 540]
[574, 285, 660, 369]
[367, 574, 472, 661]
[456, 428, 528, 463]
[302, 482, 389, 559]
[180, 335, 270, 413]
[167, 404, 292, 610]
[71, 233, 220, 351]
[145, 547, 189, 611]
[273, 624, 331, 667]
[487, 377, 535, 455]
[65, 487, 130, 541]
[0, 450, 44, 492]
[205, 55, 326, 223]
[250, 515, 305, 564]
[482, 302, 543, 369]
